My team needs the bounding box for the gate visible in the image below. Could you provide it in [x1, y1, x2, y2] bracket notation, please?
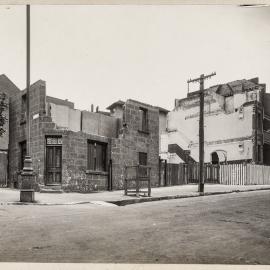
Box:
[186, 163, 219, 184]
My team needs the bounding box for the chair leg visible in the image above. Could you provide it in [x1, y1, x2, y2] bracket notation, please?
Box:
[124, 180, 127, 196]
[136, 179, 139, 197]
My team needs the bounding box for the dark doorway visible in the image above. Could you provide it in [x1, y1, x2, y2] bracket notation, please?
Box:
[263, 144, 270, 165]
[211, 152, 219, 164]
[19, 140, 27, 170]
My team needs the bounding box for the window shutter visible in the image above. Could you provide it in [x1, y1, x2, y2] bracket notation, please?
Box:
[139, 109, 143, 131]
[88, 143, 95, 170]
[96, 144, 103, 171]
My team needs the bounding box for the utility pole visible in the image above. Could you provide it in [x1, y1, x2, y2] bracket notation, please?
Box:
[20, 5, 35, 202]
[187, 72, 216, 194]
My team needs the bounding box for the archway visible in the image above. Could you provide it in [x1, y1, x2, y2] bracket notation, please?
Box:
[211, 150, 227, 164]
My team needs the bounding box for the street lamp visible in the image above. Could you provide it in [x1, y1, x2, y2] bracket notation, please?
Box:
[20, 5, 35, 203]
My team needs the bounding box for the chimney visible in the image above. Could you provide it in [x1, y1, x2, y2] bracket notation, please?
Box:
[96, 106, 99, 113]
[91, 104, 94, 112]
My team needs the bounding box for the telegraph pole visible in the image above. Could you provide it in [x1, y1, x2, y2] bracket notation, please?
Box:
[187, 72, 216, 194]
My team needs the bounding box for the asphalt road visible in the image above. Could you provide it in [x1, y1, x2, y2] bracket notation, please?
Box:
[0, 190, 270, 264]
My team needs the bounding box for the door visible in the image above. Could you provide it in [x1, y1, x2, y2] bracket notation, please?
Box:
[46, 146, 62, 184]
[0, 151, 8, 187]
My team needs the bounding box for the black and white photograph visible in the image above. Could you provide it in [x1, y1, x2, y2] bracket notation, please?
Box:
[0, 1, 270, 268]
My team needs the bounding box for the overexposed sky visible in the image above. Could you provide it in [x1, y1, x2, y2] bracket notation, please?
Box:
[0, 5, 270, 111]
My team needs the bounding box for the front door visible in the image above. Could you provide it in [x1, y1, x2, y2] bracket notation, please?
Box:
[46, 137, 62, 185]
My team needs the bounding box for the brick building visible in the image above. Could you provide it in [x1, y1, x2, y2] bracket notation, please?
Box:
[161, 77, 270, 165]
[0, 75, 20, 186]
[5, 76, 164, 192]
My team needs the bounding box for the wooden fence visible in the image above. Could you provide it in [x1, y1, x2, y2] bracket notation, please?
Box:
[159, 160, 270, 187]
[159, 161, 219, 186]
[220, 163, 270, 185]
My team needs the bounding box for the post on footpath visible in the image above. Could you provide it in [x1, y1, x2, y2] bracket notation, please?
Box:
[187, 72, 216, 194]
[20, 4, 35, 202]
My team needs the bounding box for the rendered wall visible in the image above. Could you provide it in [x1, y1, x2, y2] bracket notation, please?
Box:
[48, 102, 118, 137]
[162, 89, 258, 163]
[49, 102, 81, 132]
[82, 111, 118, 138]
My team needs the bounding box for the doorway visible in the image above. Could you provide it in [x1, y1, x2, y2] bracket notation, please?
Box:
[45, 137, 62, 185]
[211, 152, 219, 164]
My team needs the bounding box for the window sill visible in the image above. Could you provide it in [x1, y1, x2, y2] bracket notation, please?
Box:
[138, 129, 150, 135]
[85, 170, 108, 176]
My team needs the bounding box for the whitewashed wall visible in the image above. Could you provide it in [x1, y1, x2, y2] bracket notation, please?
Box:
[161, 90, 257, 163]
[49, 102, 81, 132]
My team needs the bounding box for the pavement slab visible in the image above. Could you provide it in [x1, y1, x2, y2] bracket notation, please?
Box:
[1, 184, 270, 206]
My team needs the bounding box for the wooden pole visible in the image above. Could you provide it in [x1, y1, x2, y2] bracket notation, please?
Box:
[187, 72, 216, 194]
[199, 74, 204, 193]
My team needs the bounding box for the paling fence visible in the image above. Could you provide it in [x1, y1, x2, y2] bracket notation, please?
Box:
[220, 163, 270, 185]
[159, 161, 219, 186]
[159, 160, 270, 186]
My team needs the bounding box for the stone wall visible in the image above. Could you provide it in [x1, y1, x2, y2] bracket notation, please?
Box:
[0, 93, 9, 150]
[9, 80, 47, 186]
[111, 100, 160, 189]
[9, 82, 159, 192]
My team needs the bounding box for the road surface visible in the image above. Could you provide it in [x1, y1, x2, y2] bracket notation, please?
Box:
[0, 190, 270, 264]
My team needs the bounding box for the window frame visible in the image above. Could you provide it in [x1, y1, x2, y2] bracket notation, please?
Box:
[19, 140, 27, 170]
[138, 152, 148, 166]
[138, 107, 149, 133]
[87, 140, 107, 172]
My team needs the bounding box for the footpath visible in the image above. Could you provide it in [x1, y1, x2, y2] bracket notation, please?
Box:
[1, 184, 270, 206]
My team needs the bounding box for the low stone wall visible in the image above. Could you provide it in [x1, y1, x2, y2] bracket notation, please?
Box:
[62, 170, 108, 193]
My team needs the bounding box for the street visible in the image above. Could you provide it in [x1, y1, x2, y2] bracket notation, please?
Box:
[0, 190, 270, 264]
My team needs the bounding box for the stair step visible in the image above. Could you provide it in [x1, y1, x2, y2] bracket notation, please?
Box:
[40, 189, 63, 194]
[42, 184, 62, 190]
[39, 184, 63, 193]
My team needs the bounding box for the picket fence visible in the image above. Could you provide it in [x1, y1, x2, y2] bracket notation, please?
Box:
[219, 163, 270, 185]
[159, 159, 270, 187]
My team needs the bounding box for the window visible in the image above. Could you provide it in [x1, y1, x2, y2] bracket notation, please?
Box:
[258, 112, 262, 131]
[138, 152, 148, 177]
[258, 144, 262, 163]
[19, 141, 27, 170]
[139, 107, 148, 132]
[139, 152, 147, 166]
[21, 94, 27, 122]
[87, 141, 107, 172]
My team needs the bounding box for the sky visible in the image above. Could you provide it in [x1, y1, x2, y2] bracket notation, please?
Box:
[0, 5, 270, 111]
